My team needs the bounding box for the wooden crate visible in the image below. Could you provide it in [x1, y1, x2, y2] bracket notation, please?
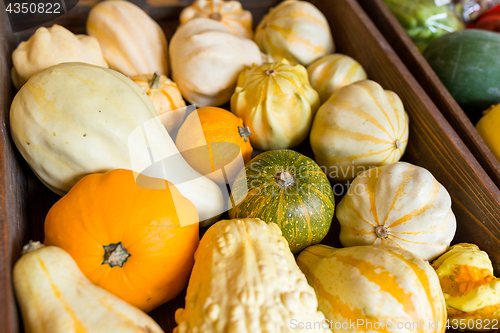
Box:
[2, 0, 500, 332]
[357, 0, 500, 190]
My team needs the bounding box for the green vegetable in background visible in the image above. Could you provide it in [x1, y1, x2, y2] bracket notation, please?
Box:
[384, 0, 465, 52]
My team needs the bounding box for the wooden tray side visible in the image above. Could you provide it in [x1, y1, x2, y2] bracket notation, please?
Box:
[357, 0, 500, 189]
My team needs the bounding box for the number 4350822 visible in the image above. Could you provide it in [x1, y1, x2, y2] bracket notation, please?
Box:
[5, 2, 61, 14]
[446, 319, 498, 330]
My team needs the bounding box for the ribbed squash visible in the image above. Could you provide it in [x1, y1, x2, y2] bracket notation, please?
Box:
[310, 80, 409, 181]
[10, 62, 223, 229]
[180, 0, 253, 39]
[337, 162, 457, 261]
[44, 169, 199, 312]
[173, 218, 330, 333]
[131, 72, 186, 133]
[297, 244, 447, 333]
[87, 0, 169, 76]
[255, 0, 335, 66]
[170, 18, 262, 107]
[11, 24, 108, 90]
[432, 243, 500, 331]
[228, 149, 334, 254]
[175, 107, 253, 185]
[307, 54, 368, 103]
[13, 242, 164, 333]
[231, 59, 320, 150]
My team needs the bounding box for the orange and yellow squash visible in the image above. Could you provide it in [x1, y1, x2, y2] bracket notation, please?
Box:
[44, 169, 199, 312]
[180, 0, 253, 39]
[310, 80, 409, 181]
[336, 162, 457, 261]
[432, 243, 500, 331]
[297, 244, 447, 333]
[255, 0, 335, 66]
[173, 218, 330, 333]
[13, 241, 165, 333]
[131, 72, 186, 133]
[175, 107, 253, 185]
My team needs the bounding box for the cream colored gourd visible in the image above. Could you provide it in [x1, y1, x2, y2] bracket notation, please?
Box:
[255, 0, 335, 66]
[13, 242, 164, 333]
[180, 0, 253, 39]
[87, 0, 168, 76]
[337, 162, 457, 261]
[170, 18, 262, 107]
[297, 244, 447, 333]
[307, 54, 368, 103]
[231, 59, 320, 150]
[11, 24, 108, 90]
[173, 218, 331, 333]
[9, 62, 223, 224]
[131, 72, 186, 133]
[310, 80, 409, 181]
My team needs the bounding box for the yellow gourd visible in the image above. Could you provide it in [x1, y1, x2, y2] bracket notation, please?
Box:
[307, 54, 368, 103]
[336, 162, 456, 261]
[310, 80, 409, 181]
[476, 103, 500, 162]
[255, 0, 334, 66]
[87, 0, 169, 76]
[173, 218, 331, 333]
[297, 244, 447, 333]
[231, 59, 320, 150]
[180, 0, 253, 39]
[11, 24, 108, 90]
[13, 241, 164, 333]
[131, 72, 186, 133]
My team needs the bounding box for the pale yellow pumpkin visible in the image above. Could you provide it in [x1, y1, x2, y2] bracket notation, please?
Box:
[11, 24, 108, 90]
[310, 80, 409, 181]
[255, 0, 335, 66]
[87, 0, 168, 76]
[180, 0, 253, 39]
[336, 162, 456, 261]
[297, 244, 447, 333]
[231, 59, 320, 150]
[174, 218, 330, 333]
[131, 72, 186, 133]
[307, 54, 368, 103]
[170, 18, 262, 107]
[13, 242, 164, 333]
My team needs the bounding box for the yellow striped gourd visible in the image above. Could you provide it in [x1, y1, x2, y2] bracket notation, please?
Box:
[297, 244, 447, 333]
[337, 162, 456, 261]
[310, 80, 409, 181]
[307, 54, 368, 104]
[255, 0, 335, 66]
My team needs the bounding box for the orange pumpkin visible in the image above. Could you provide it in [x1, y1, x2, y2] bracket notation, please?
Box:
[44, 169, 199, 312]
[175, 107, 253, 184]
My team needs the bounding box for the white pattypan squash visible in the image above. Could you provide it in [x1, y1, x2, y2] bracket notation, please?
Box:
[310, 80, 409, 181]
[307, 53, 368, 103]
[336, 162, 457, 261]
[87, 0, 169, 76]
[255, 0, 335, 66]
[11, 24, 108, 90]
[180, 0, 253, 39]
[170, 18, 262, 107]
[231, 59, 320, 150]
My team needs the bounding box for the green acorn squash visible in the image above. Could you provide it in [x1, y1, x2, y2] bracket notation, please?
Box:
[228, 149, 334, 254]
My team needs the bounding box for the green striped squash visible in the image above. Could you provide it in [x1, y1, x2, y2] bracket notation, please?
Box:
[228, 149, 334, 254]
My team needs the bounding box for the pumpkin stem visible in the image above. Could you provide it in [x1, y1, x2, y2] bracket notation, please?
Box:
[395, 140, 401, 149]
[275, 171, 295, 189]
[266, 69, 277, 76]
[102, 242, 130, 268]
[150, 71, 161, 89]
[238, 126, 252, 142]
[21, 240, 44, 256]
[209, 12, 222, 21]
[375, 225, 389, 239]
